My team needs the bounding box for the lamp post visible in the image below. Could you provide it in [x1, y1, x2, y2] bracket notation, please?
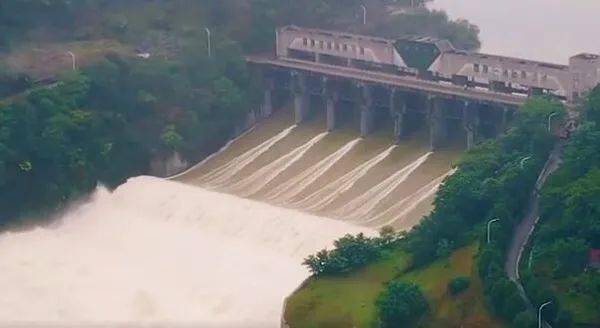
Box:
[548, 112, 558, 132]
[66, 51, 77, 71]
[360, 5, 367, 25]
[538, 301, 552, 328]
[487, 218, 500, 244]
[205, 27, 212, 58]
[520, 156, 532, 169]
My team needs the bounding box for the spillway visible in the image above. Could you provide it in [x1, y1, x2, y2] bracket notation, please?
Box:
[0, 108, 460, 326]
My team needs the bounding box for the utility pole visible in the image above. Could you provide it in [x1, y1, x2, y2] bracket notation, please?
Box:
[548, 112, 558, 132]
[205, 27, 212, 58]
[520, 156, 532, 169]
[360, 5, 367, 25]
[66, 51, 77, 71]
[538, 301, 552, 328]
[487, 218, 500, 244]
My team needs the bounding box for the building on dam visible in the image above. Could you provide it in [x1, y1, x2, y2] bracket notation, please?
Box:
[248, 25, 600, 149]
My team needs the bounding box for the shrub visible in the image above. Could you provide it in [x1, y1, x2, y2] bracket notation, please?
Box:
[376, 282, 428, 327]
[512, 310, 536, 328]
[302, 233, 381, 276]
[448, 276, 471, 296]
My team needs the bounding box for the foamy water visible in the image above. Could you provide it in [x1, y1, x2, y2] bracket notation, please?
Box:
[0, 176, 369, 326]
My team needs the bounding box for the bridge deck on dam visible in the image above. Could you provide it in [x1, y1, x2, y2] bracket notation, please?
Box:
[248, 55, 528, 107]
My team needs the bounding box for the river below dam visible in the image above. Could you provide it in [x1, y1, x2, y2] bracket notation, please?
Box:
[1, 1, 597, 326]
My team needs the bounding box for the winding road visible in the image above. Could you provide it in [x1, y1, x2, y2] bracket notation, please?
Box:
[505, 141, 565, 327]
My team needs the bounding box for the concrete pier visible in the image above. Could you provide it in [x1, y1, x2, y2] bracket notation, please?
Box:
[429, 96, 447, 150]
[360, 85, 374, 137]
[292, 73, 309, 124]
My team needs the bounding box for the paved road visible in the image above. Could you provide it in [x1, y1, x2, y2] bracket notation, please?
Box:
[248, 56, 528, 107]
[504, 142, 564, 327]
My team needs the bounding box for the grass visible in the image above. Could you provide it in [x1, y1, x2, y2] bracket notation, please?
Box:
[285, 245, 504, 328]
[285, 250, 410, 328]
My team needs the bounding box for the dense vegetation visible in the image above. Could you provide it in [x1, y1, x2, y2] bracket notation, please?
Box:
[0, 47, 252, 225]
[522, 86, 600, 325]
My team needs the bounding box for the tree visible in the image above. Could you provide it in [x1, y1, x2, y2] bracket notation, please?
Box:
[512, 310, 536, 328]
[376, 282, 428, 327]
[448, 277, 470, 296]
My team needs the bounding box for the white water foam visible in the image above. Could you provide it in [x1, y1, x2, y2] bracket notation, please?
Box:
[201, 125, 296, 187]
[295, 145, 398, 211]
[366, 169, 455, 227]
[265, 138, 362, 203]
[168, 126, 256, 181]
[331, 152, 433, 220]
[0, 177, 370, 327]
[228, 132, 328, 197]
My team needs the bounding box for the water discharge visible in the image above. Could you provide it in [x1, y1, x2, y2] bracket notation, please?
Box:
[228, 132, 328, 197]
[0, 177, 370, 326]
[296, 145, 398, 211]
[265, 138, 362, 203]
[364, 169, 456, 227]
[330, 152, 433, 221]
[200, 125, 296, 187]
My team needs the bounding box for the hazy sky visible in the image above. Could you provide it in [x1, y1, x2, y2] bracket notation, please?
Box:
[429, 0, 600, 64]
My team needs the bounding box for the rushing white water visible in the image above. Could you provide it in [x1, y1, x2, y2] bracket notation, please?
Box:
[201, 125, 296, 187]
[228, 132, 328, 197]
[0, 177, 370, 326]
[265, 138, 362, 203]
[366, 170, 456, 227]
[429, 0, 600, 63]
[297, 145, 398, 211]
[330, 152, 433, 221]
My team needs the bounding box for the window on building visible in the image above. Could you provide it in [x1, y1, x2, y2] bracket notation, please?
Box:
[351, 45, 357, 52]
[474, 63, 480, 73]
[503, 69, 509, 77]
[303, 38, 308, 46]
[311, 39, 316, 47]
[483, 65, 489, 73]
[511, 70, 518, 78]
[327, 42, 332, 50]
[335, 43, 340, 51]
[343, 44, 348, 52]
[319, 40, 324, 49]
[521, 71, 527, 79]
[360, 46, 365, 55]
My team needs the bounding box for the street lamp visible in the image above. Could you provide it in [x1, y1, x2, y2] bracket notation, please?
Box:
[487, 218, 500, 244]
[538, 301, 552, 328]
[548, 112, 558, 132]
[205, 27, 212, 58]
[360, 5, 367, 25]
[66, 51, 77, 71]
[520, 156, 532, 169]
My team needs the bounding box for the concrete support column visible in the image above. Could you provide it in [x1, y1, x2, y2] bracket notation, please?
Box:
[292, 72, 309, 124]
[429, 96, 447, 150]
[360, 84, 374, 137]
[261, 78, 274, 118]
[500, 106, 510, 133]
[462, 101, 479, 150]
[391, 91, 407, 143]
[326, 94, 338, 131]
